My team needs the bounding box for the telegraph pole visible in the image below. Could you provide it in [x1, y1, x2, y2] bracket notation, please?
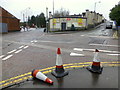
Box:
[46, 7, 48, 32]
[23, 13, 25, 23]
[53, 0, 54, 31]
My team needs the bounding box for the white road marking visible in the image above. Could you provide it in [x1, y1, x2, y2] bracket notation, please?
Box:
[83, 49, 95, 51]
[74, 48, 83, 51]
[2, 55, 13, 61]
[107, 54, 120, 56]
[19, 45, 24, 49]
[99, 50, 118, 53]
[89, 44, 119, 47]
[73, 48, 119, 53]
[81, 35, 85, 36]
[31, 40, 37, 43]
[74, 48, 94, 52]
[23, 46, 29, 49]
[40, 41, 52, 42]
[89, 35, 113, 38]
[14, 49, 23, 54]
[0, 55, 5, 58]
[70, 52, 85, 56]
[39, 40, 72, 43]
[7, 49, 17, 54]
[34, 40, 37, 42]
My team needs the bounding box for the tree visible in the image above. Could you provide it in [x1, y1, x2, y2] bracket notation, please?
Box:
[39, 13, 46, 27]
[27, 13, 46, 28]
[54, 8, 70, 17]
[109, 4, 120, 26]
[31, 15, 36, 25]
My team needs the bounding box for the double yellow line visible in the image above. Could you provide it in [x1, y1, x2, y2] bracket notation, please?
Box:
[0, 61, 120, 88]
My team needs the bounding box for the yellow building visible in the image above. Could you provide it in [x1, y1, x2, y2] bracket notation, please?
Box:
[49, 16, 87, 31]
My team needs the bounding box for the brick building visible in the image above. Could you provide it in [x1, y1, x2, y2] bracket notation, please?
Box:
[0, 6, 20, 33]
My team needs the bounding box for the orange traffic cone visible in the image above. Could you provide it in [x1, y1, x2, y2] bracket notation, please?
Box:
[86, 49, 103, 74]
[32, 69, 53, 84]
[51, 48, 69, 78]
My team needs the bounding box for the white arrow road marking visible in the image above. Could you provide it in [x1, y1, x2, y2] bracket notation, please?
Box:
[19, 45, 24, 49]
[70, 52, 85, 56]
[23, 46, 29, 49]
[7, 49, 17, 54]
[107, 54, 120, 56]
[14, 49, 23, 54]
[0, 55, 5, 58]
[2, 55, 13, 61]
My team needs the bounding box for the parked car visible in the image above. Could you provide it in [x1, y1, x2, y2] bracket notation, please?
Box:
[106, 21, 113, 29]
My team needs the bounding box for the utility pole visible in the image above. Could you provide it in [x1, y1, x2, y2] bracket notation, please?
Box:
[46, 7, 48, 32]
[23, 13, 25, 23]
[53, 0, 54, 31]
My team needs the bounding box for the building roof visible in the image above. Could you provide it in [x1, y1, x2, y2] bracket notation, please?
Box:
[0, 6, 18, 19]
[50, 16, 87, 19]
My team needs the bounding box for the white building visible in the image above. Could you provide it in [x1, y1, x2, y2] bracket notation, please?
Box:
[49, 16, 87, 31]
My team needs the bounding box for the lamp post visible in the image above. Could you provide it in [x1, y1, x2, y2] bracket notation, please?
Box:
[94, 1, 101, 26]
[94, 1, 101, 12]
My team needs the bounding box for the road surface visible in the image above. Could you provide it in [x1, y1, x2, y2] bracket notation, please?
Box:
[0, 23, 119, 89]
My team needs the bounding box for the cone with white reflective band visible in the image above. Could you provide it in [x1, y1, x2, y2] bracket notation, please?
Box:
[51, 48, 69, 78]
[32, 69, 53, 84]
[86, 49, 103, 74]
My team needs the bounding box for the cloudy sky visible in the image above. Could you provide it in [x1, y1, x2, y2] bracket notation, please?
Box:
[1, 0, 119, 21]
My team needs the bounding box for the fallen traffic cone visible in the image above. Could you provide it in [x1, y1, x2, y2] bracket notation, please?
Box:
[86, 49, 103, 74]
[32, 69, 53, 84]
[51, 48, 69, 78]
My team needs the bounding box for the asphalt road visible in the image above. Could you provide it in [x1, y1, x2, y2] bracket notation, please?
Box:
[1, 23, 119, 82]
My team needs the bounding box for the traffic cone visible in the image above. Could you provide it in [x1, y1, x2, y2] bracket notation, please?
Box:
[86, 49, 103, 74]
[51, 48, 69, 78]
[32, 69, 53, 84]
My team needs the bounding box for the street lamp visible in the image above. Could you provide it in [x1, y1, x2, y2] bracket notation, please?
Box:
[93, 1, 101, 27]
[94, 1, 101, 12]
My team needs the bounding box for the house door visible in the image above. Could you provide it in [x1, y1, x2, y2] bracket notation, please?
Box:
[61, 23, 66, 30]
